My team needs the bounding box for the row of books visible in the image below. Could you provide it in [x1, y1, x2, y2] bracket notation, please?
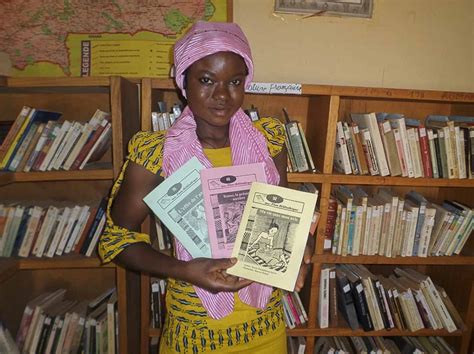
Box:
[0, 322, 18, 354]
[287, 336, 306, 354]
[281, 290, 308, 329]
[0, 198, 107, 258]
[314, 336, 455, 354]
[150, 101, 182, 132]
[282, 108, 317, 173]
[150, 278, 166, 329]
[319, 265, 463, 334]
[325, 186, 472, 257]
[13, 287, 117, 354]
[0, 106, 112, 172]
[335, 112, 474, 179]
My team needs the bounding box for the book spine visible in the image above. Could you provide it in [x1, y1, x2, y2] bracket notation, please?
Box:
[360, 129, 379, 175]
[70, 120, 107, 170]
[418, 126, 433, 178]
[427, 129, 439, 178]
[0, 107, 32, 168]
[285, 121, 309, 172]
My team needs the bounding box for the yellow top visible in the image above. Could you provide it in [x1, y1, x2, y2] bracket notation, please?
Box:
[203, 146, 232, 167]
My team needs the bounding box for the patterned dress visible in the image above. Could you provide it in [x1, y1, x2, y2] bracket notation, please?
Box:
[98, 117, 288, 353]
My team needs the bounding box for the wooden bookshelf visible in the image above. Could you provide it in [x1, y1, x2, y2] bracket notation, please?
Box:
[0, 76, 140, 354]
[137, 78, 474, 354]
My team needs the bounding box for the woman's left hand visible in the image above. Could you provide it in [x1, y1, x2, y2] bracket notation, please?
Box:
[294, 234, 314, 292]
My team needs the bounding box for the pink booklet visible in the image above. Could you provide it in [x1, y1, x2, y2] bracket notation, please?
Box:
[200, 163, 267, 258]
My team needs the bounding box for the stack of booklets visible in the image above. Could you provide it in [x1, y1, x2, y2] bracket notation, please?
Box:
[0, 106, 112, 172]
[14, 287, 117, 354]
[281, 290, 308, 329]
[286, 336, 306, 354]
[314, 335, 455, 354]
[328, 186, 472, 257]
[150, 101, 182, 132]
[320, 265, 464, 334]
[0, 322, 19, 354]
[144, 157, 319, 291]
[150, 278, 167, 329]
[334, 112, 474, 179]
[282, 108, 317, 173]
[0, 198, 107, 258]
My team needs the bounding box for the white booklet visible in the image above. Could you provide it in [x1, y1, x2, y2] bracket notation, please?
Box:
[143, 157, 211, 258]
[227, 182, 318, 291]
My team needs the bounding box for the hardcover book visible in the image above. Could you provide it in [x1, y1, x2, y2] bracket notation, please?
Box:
[144, 157, 211, 258]
[227, 182, 318, 291]
[200, 162, 267, 258]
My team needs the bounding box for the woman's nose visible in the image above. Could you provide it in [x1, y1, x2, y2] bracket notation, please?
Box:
[212, 83, 229, 101]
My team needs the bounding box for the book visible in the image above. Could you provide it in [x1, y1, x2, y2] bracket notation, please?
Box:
[335, 268, 360, 330]
[39, 120, 71, 171]
[283, 108, 309, 172]
[351, 112, 390, 176]
[50, 121, 84, 170]
[297, 122, 317, 172]
[0, 106, 31, 164]
[318, 265, 330, 328]
[144, 157, 211, 258]
[3, 109, 63, 171]
[6, 123, 40, 171]
[375, 114, 402, 176]
[360, 127, 380, 175]
[333, 121, 352, 174]
[70, 114, 110, 170]
[200, 162, 267, 258]
[79, 121, 112, 169]
[350, 123, 369, 175]
[227, 182, 318, 291]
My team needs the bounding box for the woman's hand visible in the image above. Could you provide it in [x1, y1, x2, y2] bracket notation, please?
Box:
[181, 257, 253, 294]
[294, 235, 315, 292]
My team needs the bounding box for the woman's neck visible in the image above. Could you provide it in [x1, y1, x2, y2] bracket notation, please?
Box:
[195, 123, 230, 149]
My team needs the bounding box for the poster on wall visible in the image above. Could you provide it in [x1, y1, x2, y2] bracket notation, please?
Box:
[275, 0, 373, 18]
[0, 0, 230, 78]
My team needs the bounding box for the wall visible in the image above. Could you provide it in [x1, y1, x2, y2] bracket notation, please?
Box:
[233, 0, 473, 92]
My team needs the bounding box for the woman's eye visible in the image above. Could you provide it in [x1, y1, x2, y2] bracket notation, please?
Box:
[199, 77, 213, 85]
[230, 79, 242, 86]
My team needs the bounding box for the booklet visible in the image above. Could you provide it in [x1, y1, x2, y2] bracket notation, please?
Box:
[227, 182, 318, 291]
[200, 162, 267, 258]
[143, 157, 211, 258]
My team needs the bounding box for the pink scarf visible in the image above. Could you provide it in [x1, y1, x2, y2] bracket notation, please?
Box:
[162, 106, 280, 319]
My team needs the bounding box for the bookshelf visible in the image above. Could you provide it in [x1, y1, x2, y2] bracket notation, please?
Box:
[0, 76, 141, 353]
[138, 78, 473, 353]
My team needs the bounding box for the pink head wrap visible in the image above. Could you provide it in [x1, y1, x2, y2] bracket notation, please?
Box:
[173, 21, 254, 97]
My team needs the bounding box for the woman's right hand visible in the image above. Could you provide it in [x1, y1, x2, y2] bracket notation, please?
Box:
[181, 257, 252, 294]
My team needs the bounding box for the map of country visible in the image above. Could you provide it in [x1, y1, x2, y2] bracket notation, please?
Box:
[0, 0, 228, 77]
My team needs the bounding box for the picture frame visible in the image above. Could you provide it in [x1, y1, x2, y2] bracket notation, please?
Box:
[274, 0, 373, 18]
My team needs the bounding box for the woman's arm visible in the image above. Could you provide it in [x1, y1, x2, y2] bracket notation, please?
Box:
[109, 161, 251, 293]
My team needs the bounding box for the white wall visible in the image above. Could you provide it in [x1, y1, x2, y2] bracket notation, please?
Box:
[233, 0, 473, 92]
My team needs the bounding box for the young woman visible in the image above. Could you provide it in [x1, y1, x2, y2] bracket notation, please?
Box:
[98, 21, 312, 353]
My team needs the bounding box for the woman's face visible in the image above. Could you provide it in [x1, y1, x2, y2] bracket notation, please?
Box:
[185, 51, 247, 128]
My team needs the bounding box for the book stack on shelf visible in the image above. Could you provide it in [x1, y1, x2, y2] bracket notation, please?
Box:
[319, 265, 463, 334]
[11, 287, 117, 354]
[0, 107, 112, 172]
[150, 278, 166, 329]
[150, 101, 182, 132]
[314, 335, 455, 354]
[282, 291, 309, 329]
[0, 198, 107, 259]
[334, 112, 474, 179]
[287, 336, 306, 354]
[327, 186, 472, 257]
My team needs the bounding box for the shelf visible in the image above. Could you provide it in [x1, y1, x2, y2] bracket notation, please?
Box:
[287, 327, 465, 337]
[288, 173, 474, 187]
[0, 168, 114, 186]
[0, 258, 19, 283]
[314, 254, 474, 265]
[7, 255, 115, 270]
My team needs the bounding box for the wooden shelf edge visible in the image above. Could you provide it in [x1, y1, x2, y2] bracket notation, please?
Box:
[314, 255, 474, 265]
[0, 169, 114, 185]
[287, 327, 465, 337]
[6, 76, 111, 87]
[0, 258, 19, 283]
[15, 256, 115, 270]
[288, 173, 474, 187]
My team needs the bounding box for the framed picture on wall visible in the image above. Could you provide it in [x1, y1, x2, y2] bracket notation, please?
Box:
[274, 0, 373, 18]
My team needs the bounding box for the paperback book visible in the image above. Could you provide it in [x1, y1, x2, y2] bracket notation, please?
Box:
[228, 182, 318, 291]
[143, 157, 211, 258]
[200, 162, 267, 258]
